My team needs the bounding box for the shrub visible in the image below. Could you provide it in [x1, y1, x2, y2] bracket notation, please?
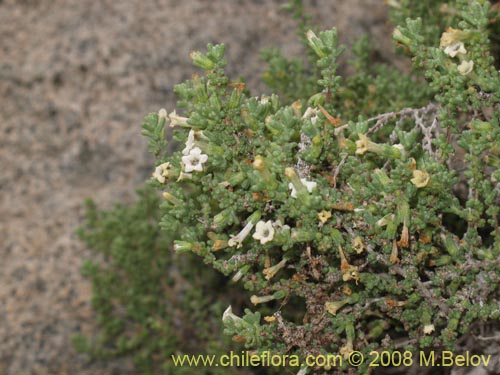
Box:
[74, 189, 251, 374]
[81, 1, 500, 374]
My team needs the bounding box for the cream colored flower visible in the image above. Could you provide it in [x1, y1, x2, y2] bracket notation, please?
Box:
[253, 220, 275, 245]
[168, 110, 190, 127]
[317, 210, 332, 224]
[228, 221, 255, 249]
[288, 179, 317, 198]
[250, 294, 275, 305]
[264, 315, 276, 323]
[262, 258, 287, 281]
[325, 300, 348, 316]
[339, 343, 354, 359]
[423, 324, 435, 335]
[411, 170, 430, 188]
[152, 162, 172, 183]
[444, 42, 466, 57]
[440, 27, 466, 48]
[181, 147, 208, 173]
[355, 134, 370, 155]
[352, 236, 365, 254]
[457, 60, 474, 76]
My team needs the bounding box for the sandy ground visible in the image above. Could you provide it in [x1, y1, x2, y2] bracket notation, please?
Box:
[0, 1, 395, 374]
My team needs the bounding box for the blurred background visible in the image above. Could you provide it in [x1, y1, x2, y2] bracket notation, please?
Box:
[0, 1, 396, 373]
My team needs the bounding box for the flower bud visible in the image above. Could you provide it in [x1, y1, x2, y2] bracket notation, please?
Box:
[213, 208, 236, 229]
[189, 50, 216, 70]
[174, 240, 194, 253]
[231, 265, 250, 282]
[468, 120, 492, 132]
[162, 191, 182, 205]
[306, 30, 326, 58]
[373, 168, 392, 187]
[291, 229, 317, 242]
[393, 28, 412, 46]
[226, 171, 245, 186]
[158, 108, 168, 120]
[253, 156, 279, 190]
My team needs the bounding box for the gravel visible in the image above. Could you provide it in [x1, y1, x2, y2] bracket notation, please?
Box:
[0, 1, 393, 373]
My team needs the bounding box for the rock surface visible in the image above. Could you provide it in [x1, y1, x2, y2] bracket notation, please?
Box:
[0, 0, 394, 373]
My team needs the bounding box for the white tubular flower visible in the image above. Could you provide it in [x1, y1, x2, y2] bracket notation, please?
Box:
[176, 171, 193, 182]
[457, 60, 474, 75]
[253, 220, 275, 245]
[443, 42, 466, 57]
[168, 110, 190, 127]
[228, 221, 255, 249]
[152, 162, 172, 183]
[182, 130, 196, 155]
[182, 129, 208, 155]
[228, 212, 261, 249]
[222, 306, 243, 324]
[288, 179, 317, 198]
[181, 147, 208, 173]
